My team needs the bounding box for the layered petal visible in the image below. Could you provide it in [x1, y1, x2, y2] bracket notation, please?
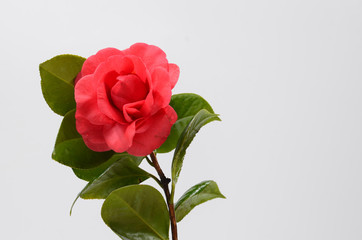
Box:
[123, 101, 144, 123]
[75, 75, 113, 125]
[75, 116, 110, 152]
[150, 67, 172, 111]
[74, 44, 178, 155]
[123, 43, 168, 71]
[124, 55, 151, 83]
[168, 63, 179, 89]
[111, 74, 148, 110]
[81, 48, 123, 77]
[103, 122, 136, 153]
[139, 90, 154, 117]
[127, 106, 177, 156]
[96, 56, 134, 123]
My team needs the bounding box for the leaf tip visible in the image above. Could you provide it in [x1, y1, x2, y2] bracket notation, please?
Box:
[69, 194, 81, 216]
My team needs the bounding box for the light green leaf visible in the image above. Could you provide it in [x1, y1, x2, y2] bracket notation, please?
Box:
[40, 54, 85, 115]
[72, 153, 144, 182]
[158, 93, 214, 153]
[52, 110, 113, 169]
[171, 109, 220, 186]
[79, 158, 150, 199]
[175, 180, 225, 222]
[102, 185, 169, 240]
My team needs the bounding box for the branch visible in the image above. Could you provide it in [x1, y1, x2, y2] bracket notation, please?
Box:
[150, 152, 178, 240]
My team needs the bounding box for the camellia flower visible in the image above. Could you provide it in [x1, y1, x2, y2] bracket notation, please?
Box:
[74, 43, 179, 156]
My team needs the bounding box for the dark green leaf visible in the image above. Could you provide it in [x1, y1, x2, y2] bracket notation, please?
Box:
[52, 110, 113, 169]
[171, 109, 220, 186]
[70, 154, 144, 214]
[80, 158, 150, 199]
[175, 180, 225, 222]
[73, 153, 144, 182]
[102, 185, 169, 240]
[40, 54, 85, 115]
[158, 93, 214, 153]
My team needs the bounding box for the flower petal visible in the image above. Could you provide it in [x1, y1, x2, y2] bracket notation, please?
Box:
[103, 122, 135, 153]
[123, 43, 168, 71]
[123, 101, 144, 123]
[151, 67, 172, 111]
[139, 91, 154, 117]
[127, 106, 177, 156]
[125, 55, 151, 83]
[168, 63, 179, 89]
[75, 116, 110, 152]
[111, 74, 148, 110]
[75, 75, 113, 125]
[81, 48, 123, 77]
[96, 56, 134, 123]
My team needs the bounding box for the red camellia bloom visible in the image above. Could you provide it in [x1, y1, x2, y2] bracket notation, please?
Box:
[74, 43, 179, 156]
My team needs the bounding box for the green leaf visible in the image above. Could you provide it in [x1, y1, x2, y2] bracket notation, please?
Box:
[175, 180, 225, 222]
[70, 154, 144, 215]
[73, 153, 144, 182]
[171, 109, 220, 186]
[158, 93, 215, 153]
[79, 158, 150, 199]
[170, 93, 214, 117]
[52, 110, 113, 169]
[40, 54, 85, 115]
[102, 185, 169, 240]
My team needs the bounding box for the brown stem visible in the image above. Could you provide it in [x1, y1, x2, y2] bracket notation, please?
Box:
[150, 152, 178, 240]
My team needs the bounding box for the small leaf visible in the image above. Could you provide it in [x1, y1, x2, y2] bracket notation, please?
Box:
[175, 180, 225, 222]
[158, 93, 214, 153]
[53, 110, 113, 169]
[79, 158, 150, 199]
[102, 185, 169, 240]
[40, 54, 85, 115]
[171, 109, 220, 186]
[73, 153, 144, 182]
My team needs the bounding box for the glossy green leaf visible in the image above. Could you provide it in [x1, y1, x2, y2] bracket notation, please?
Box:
[40, 54, 85, 115]
[102, 185, 169, 240]
[175, 180, 225, 222]
[171, 109, 220, 186]
[73, 153, 144, 182]
[158, 93, 214, 153]
[80, 158, 150, 199]
[170, 93, 214, 117]
[52, 110, 113, 169]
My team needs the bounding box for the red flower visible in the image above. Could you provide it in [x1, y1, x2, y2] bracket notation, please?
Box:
[74, 43, 179, 156]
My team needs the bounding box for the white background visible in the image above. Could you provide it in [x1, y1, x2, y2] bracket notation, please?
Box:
[1, 0, 362, 239]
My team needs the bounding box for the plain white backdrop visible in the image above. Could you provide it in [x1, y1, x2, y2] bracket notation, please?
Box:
[1, 0, 362, 239]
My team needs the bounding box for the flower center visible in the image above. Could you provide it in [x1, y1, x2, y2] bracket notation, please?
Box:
[110, 73, 148, 122]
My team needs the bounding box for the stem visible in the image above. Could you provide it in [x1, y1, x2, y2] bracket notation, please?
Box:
[170, 181, 176, 206]
[145, 155, 154, 167]
[150, 152, 178, 240]
[149, 173, 163, 189]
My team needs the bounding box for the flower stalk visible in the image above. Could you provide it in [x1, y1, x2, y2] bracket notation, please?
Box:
[149, 152, 178, 240]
